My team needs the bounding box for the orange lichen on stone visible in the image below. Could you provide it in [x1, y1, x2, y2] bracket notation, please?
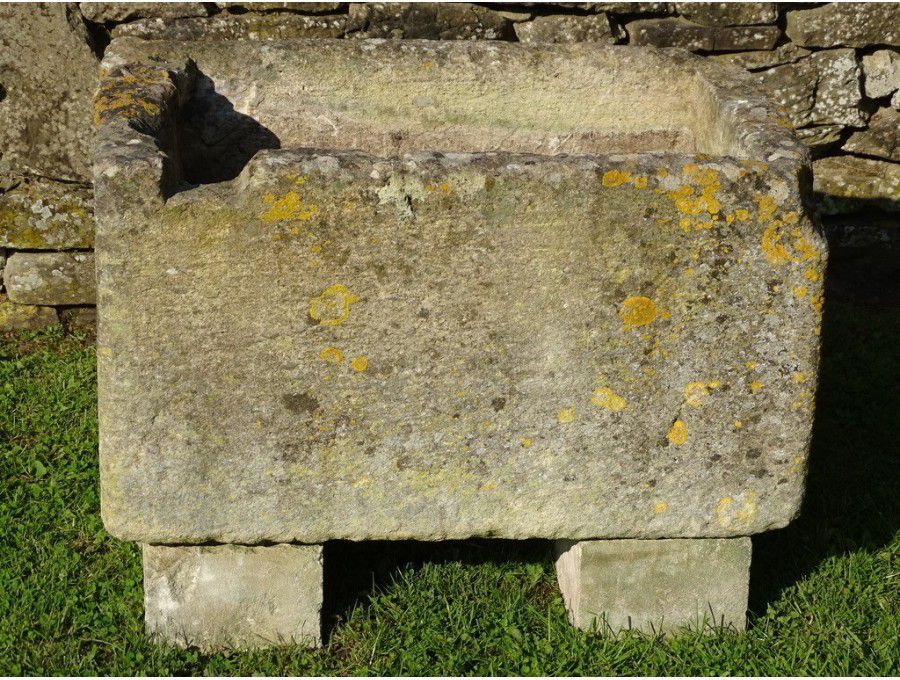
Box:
[309, 284, 359, 326]
[557, 408, 577, 424]
[260, 191, 319, 222]
[93, 66, 169, 126]
[592, 386, 627, 412]
[601, 170, 631, 187]
[351, 356, 368, 372]
[654, 501, 669, 514]
[619, 296, 658, 330]
[319, 347, 345, 364]
[667, 419, 687, 446]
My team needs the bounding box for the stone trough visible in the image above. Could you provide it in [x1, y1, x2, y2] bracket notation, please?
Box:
[93, 38, 825, 648]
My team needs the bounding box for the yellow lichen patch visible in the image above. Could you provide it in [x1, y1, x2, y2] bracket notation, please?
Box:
[804, 268, 821, 282]
[745, 361, 758, 370]
[632, 175, 649, 189]
[810, 292, 824, 315]
[351, 356, 368, 372]
[666, 419, 687, 446]
[761, 222, 792, 265]
[520, 437, 533, 448]
[792, 234, 819, 262]
[260, 191, 319, 222]
[734, 208, 751, 221]
[93, 67, 169, 126]
[793, 372, 807, 383]
[750, 380, 764, 393]
[601, 170, 631, 187]
[352, 477, 372, 490]
[481, 481, 497, 492]
[683, 381, 710, 407]
[557, 408, 577, 424]
[654, 501, 669, 514]
[793, 286, 808, 299]
[756, 194, 779, 224]
[319, 347, 345, 365]
[619, 296, 659, 330]
[309, 284, 359, 326]
[592, 387, 627, 412]
[734, 420, 743, 428]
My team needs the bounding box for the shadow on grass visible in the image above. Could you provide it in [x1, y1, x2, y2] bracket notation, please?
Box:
[749, 215, 900, 615]
[322, 538, 551, 639]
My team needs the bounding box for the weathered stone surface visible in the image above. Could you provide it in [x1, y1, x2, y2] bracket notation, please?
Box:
[346, 3, 513, 39]
[216, 2, 342, 13]
[0, 176, 93, 249]
[59, 305, 97, 331]
[79, 2, 208, 23]
[785, 3, 900, 48]
[676, 3, 777, 27]
[714, 43, 810, 72]
[843, 108, 899, 161]
[813, 156, 900, 214]
[144, 544, 322, 650]
[0, 294, 58, 332]
[627, 17, 779, 51]
[862, 50, 900, 100]
[0, 4, 98, 181]
[795, 125, 845, 154]
[554, 3, 673, 14]
[555, 538, 751, 632]
[741, 49, 865, 130]
[95, 40, 820, 544]
[4, 252, 96, 306]
[113, 12, 348, 40]
[515, 14, 622, 43]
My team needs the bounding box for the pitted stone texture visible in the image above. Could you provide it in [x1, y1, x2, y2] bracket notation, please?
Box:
[346, 3, 514, 40]
[843, 108, 899, 162]
[862, 50, 900, 101]
[79, 2, 208, 23]
[144, 544, 322, 650]
[0, 176, 93, 249]
[0, 294, 58, 332]
[735, 49, 865, 130]
[4, 252, 96, 306]
[95, 41, 820, 544]
[675, 3, 776, 27]
[813, 156, 900, 215]
[785, 3, 900, 48]
[216, 2, 342, 13]
[555, 538, 751, 633]
[627, 17, 779, 52]
[795, 125, 844, 155]
[113, 12, 348, 40]
[515, 15, 623, 44]
[0, 3, 98, 181]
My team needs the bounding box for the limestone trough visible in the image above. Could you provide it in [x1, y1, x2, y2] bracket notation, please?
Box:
[94, 38, 825, 647]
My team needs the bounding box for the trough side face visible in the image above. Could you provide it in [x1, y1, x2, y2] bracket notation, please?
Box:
[93, 41, 825, 544]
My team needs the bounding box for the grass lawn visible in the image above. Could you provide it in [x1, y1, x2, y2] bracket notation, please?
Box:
[0, 250, 898, 674]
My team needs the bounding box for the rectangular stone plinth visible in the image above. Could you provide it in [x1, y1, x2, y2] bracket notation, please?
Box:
[555, 538, 752, 634]
[94, 39, 822, 545]
[143, 544, 322, 650]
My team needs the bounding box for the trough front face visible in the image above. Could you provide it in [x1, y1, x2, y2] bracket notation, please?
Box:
[94, 39, 825, 545]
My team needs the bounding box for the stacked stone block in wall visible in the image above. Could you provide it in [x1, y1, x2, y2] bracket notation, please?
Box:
[0, 2, 897, 331]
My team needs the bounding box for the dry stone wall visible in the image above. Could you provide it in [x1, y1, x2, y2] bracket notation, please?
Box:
[0, 1, 897, 330]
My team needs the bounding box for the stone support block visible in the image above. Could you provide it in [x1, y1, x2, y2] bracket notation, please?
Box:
[143, 543, 323, 650]
[627, 17, 779, 51]
[555, 537, 751, 633]
[4, 251, 96, 305]
[785, 3, 899, 48]
[0, 294, 58, 332]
